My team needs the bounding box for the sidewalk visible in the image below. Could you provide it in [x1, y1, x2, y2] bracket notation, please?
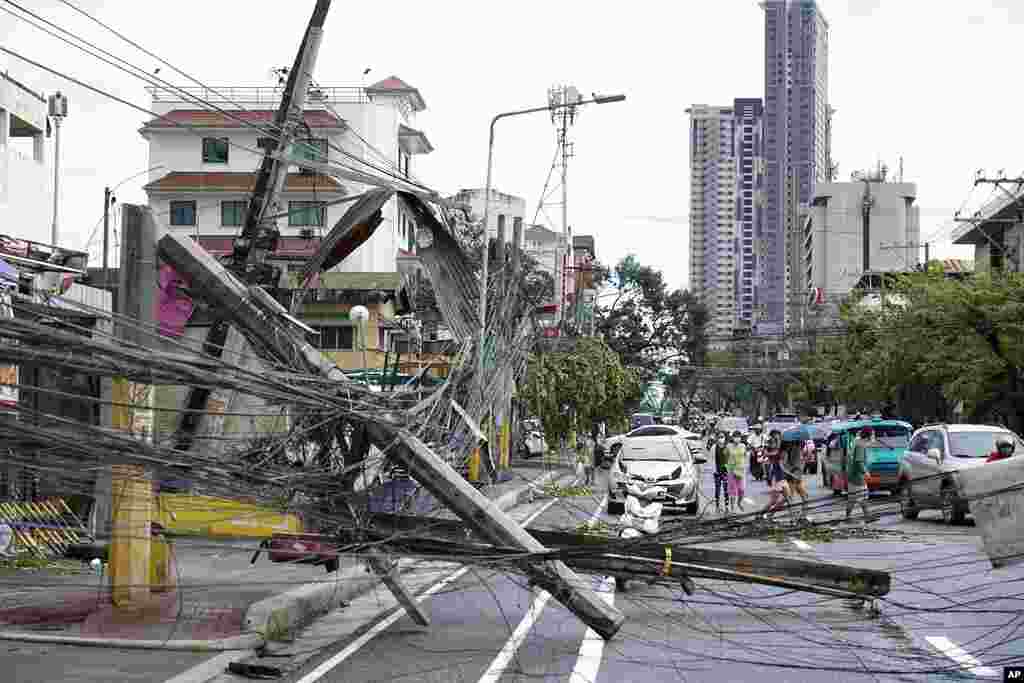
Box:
[0, 464, 569, 648]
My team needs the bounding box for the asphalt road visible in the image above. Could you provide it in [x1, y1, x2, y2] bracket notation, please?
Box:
[7, 464, 1024, 683]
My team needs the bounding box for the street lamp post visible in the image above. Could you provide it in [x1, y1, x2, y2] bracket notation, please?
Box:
[478, 93, 625, 384]
[350, 304, 370, 379]
[47, 92, 69, 246]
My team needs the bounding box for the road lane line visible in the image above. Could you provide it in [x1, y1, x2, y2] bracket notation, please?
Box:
[569, 575, 615, 683]
[477, 494, 608, 683]
[477, 589, 554, 683]
[294, 495, 564, 683]
[792, 539, 813, 551]
[925, 636, 998, 678]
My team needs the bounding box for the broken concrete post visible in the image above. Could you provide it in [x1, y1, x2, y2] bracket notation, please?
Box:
[959, 456, 1024, 568]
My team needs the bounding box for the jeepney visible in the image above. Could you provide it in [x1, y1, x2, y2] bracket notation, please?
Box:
[820, 419, 913, 494]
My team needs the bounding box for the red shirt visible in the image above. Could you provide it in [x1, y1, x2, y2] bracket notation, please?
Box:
[986, 451, 1012, 464]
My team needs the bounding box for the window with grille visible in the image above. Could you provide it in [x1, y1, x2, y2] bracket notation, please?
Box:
[170, 200, 197, 226]
[221, 201, 246, 227]
[288, 201, 326, 227]
[202, 137, 229, 164]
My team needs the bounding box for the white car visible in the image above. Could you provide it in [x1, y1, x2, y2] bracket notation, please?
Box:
[603, 425, 705, 464]
[607, 433, 705, 515]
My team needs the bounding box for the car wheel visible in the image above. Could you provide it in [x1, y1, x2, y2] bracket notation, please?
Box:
[615, 576, 628, 592]
[685, 500, 699, 515]
[941, 486, 966, 525]
[900, 482, 919, 520]
[607, 498, 624, 515]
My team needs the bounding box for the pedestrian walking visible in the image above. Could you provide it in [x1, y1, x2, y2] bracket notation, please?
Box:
[759, 448, 789, 522]
[764, 429, 783, 487]
[845, 427, 874, 524]
[713, 432, 730, 512]
[748, 425, 765, 481]
[783, 441, 810, 522]
[725, 431, 747, 512]
[576, 436, 594, 486]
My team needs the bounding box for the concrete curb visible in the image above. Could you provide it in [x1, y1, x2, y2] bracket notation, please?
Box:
[0, 630, 262, 651]
[0, 468, 563, 652]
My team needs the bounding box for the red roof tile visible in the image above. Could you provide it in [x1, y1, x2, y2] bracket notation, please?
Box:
[143, 109, 345, 129]
[366, 76, 425, 111]
[144, 172, 344, 193]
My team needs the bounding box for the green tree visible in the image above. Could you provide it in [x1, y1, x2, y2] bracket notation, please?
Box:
[804, 272, 1024, 431]
[594, 255, 708, 380]
[519, 337, 642, 447]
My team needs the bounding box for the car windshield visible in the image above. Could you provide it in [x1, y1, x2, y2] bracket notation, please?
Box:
[622, 442, 687, 462]
[629, 426, 679, 437]
[949, 431, 1024, 458]
[716, 418, 749, 433]
[871, 425, 910, 449]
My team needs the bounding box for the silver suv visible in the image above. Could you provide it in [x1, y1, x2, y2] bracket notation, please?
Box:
[899, 424, 1024, 524]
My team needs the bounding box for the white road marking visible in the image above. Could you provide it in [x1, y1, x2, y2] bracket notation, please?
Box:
[925, 635, 998, 678]
[477, 494, 608, 683]
[792, 539, 813, 551]
[162, 650, 254, 683]
[477, 589, 554, 683]
[294, 494, 564, 683]
[569, 575, 615, 683]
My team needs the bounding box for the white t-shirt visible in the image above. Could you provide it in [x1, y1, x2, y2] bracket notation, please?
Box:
[747, 433, 763, 449]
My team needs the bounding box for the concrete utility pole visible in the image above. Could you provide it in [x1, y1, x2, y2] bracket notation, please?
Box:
[175, 0, 331, 452]
[158, 227, 626, 640]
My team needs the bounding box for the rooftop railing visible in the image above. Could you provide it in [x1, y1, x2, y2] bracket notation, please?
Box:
[146, 85, 370, 107]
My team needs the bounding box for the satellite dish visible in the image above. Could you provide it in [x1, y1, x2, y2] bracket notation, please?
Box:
[0, 523, 13, 556]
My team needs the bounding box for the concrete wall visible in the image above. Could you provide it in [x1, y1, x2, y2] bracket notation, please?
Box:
[805, 181, 920, 294]
[0, 74, 52, 244]
[450, 188, 526, 247]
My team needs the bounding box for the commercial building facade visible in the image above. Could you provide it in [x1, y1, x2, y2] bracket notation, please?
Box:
[449, 188, 525, 248]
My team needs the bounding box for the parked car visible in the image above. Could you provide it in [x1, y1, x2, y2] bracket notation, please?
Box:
[517, 419, 548, 459]
[821, 419, 912, 494]
[771, 413, 801, 424]
[607, 433, 705, 515]
[899, 424, 1024, 524]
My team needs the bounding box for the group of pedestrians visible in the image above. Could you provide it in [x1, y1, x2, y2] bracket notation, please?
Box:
[710, 430, 748, 513]
[705, 423, 880, 525]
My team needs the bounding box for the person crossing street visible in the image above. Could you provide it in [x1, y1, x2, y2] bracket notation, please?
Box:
[725, 431, 747, 513]
[845, 427, 874, 524]
[712, 432, 730, 513]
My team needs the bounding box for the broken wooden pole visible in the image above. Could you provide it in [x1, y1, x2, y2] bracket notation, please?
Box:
[364, 422, 625, 640]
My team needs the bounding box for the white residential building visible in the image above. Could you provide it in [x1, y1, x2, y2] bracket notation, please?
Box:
[140, 76, 433, 274]
[0, 71, 52, 244]
[449, 188, 525, 248]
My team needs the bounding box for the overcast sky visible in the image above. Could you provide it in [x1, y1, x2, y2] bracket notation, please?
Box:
[2, 0, 1022, 290]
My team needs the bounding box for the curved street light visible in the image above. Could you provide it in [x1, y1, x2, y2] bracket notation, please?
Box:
[477, 93, 625, 385]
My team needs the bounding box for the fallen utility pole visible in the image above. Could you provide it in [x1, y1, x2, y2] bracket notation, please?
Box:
[156, 227, 625, 640]
[267, 514, 892, 599]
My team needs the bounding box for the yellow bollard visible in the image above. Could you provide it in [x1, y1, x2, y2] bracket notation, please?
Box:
[500, 423, 511, 469]
[149, 526, 176, 594]
[468, 447, 480, 482]
[108, 465, 152, 607]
